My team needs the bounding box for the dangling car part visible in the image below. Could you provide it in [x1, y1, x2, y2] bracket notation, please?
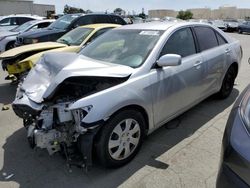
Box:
[12, 22, 242, 169]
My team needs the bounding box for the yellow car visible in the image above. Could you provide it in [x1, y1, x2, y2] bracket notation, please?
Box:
[0, 24, 120, 81]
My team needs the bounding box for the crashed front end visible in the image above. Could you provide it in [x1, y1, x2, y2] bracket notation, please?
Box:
[12, 52, 131, 167]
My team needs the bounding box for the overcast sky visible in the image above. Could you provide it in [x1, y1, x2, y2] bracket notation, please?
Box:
[34, 0, 250, 14]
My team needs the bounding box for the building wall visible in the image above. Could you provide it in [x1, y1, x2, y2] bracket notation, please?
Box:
[0, 0, 33, 15]
[188, 8, 211, 19]
[33, 4, 55, 17]
[0, 0, 55, 17]
[148, 9, 177, 18]
[148, 7, 250, 20]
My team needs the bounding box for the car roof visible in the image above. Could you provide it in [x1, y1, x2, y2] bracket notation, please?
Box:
[115, 21, 211, 31]
[79, 23, 121, 29]
[0, 14, 44, 20]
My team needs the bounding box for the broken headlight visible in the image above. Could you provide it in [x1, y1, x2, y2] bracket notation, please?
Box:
[240, 87, 250, 132]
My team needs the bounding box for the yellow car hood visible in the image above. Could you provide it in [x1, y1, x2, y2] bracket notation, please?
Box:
[20, 46, 81, 64]
[0, 42, 67, 59]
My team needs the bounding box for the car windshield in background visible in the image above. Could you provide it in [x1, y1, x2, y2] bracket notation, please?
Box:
[11, 20, 36, 32]
[49, 14, 79, 30]
[57, 27, 93, 46]
[80, 29, 163, 68]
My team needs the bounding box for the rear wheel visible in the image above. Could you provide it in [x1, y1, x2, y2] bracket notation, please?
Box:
[96, 109, 145, 168]
[216, 66, 236, 99]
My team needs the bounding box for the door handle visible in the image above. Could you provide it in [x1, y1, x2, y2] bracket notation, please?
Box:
[225, 48, 231, 54]
[194, 61, 202, 67]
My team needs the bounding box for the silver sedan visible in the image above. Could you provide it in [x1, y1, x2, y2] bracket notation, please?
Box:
[12, 22, 242, 168]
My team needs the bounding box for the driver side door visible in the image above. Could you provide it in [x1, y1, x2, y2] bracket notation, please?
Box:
[150, 27, 206, 127]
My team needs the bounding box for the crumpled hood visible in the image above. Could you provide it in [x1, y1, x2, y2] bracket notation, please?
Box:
[21, 52, 134, 103]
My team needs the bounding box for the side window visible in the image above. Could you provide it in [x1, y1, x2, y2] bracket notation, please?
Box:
[74, 16, 95, 27]
[87, 28, 113, 43]
[0, 18, 11, 26]
[18, 17, 34, 25]
[94, 15, 111, 23]
[160, 27, 196, 58]
[110, 16, 126, 25]
[10, 18, 18, 25]
[37, 22, 51, 28]
[194, 27, 218, 51]
[215, 32, 227, 46]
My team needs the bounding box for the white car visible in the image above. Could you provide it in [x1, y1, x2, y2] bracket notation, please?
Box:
[0, 19, 54, 52]
[0, 14, 44, 32]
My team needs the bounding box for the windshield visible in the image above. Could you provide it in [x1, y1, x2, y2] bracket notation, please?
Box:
[80, 29, 162, 68]
[11, 20, 36, 32]
[57, 27, 93, 46]
[49, 14, 79, 30]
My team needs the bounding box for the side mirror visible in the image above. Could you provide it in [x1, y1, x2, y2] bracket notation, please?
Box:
[157, 54, 182, 67]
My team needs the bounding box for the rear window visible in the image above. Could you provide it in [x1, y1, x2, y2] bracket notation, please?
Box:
[194, 27, 218, 51]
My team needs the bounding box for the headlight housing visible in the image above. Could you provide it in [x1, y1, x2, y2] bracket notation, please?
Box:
[240, 87, 250, 131]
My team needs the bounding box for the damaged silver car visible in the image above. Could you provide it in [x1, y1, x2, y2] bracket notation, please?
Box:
[12, 22, 242, 168]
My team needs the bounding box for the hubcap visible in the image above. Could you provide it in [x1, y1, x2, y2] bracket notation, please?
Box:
[108, 118, 141, 160]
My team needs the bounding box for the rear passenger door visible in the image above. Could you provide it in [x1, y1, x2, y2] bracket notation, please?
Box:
[152, 27, 206, 127]
[193, 26, 227, 94]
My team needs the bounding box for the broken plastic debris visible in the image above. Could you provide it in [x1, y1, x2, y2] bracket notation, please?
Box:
[2, 105, 10, 111]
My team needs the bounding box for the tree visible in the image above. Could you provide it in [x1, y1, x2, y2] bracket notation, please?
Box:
[63, 4, 85, 14]
[177, 10, 193, 20]
[138, 12, 146, 19]
[114, 8, 124, 15]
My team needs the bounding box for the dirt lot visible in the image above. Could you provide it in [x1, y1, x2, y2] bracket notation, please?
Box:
[0, 33, 249, 188]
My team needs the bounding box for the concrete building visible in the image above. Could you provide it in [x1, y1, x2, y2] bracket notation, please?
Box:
[188, 8, 211, 19]
[148, 9, 177, 19]
[148, 6, 250, 20]
[0, 0, 55, 17]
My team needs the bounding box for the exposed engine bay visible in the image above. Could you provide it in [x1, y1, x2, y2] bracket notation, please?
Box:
[12, 52, 132, 169]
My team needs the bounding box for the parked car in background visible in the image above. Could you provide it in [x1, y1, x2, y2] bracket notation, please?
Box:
[145, 17, 161, 22]
[217, 84, 250, 188]
[12, 22, 242, 169]
[0, 19, 54, 52]
[162, 17, 184, 22]
[15, 13, 126, 46]
[131, 17, 144, 24]
[0, 14, 44, 31]
[224, 19, 239, 32]
[238, 21, 250, 34]
[209, 20, 227, 31]
[0, 24, 120, 81]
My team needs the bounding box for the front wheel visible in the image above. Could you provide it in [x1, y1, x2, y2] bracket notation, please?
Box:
[96, 109, 146, 168]
[216, 66, 236, 99]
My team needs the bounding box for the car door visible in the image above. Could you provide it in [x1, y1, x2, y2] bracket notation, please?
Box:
[193, 26, 227, 94]
[151, 27, 206, 127]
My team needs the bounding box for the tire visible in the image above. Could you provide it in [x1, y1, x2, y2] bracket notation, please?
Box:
[5, 41, 15, 51]
[216, 66, 236, 99]
[96, 109, 146, 168]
